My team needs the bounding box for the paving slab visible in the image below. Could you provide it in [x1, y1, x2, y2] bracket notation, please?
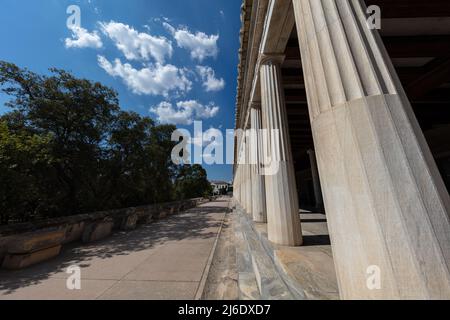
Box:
[0, 278, 116, 300]
[98, 280, 198, 300]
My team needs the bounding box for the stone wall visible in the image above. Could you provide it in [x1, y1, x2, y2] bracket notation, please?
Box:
[0, 198, 209, 269]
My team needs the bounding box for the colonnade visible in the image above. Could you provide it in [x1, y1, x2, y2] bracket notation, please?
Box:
[233, 0, 450, 299]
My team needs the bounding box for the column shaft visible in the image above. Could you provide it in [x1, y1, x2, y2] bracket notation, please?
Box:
[245, 132, 253, 215]
[307, 149, 324, 210]
[237, 138, 245, 207]
[241, 140, 247, 211]
[234, 165, 240, 204]
[260, 58, 303, 246]
[250, 106, 268, 222]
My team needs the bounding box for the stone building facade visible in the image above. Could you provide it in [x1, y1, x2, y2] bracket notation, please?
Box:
[233, 0, 450, 299]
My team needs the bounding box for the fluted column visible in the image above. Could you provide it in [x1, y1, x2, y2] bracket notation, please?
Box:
[240, 134, 248, 212]
[238, 167, 241, 204]
[236, 138, 244, 206]
[234, 142, 238, 204]
[260, 55, 303, 246]
[234, 165, 240, 204]
[244, 131, 253, 215]
[307, 149, 324, 211]
[233, 166, 237, 203]
[293, 0, 450, 299]
[240, 139, 247, 210]
[250, 103, 267, 222]
[239, 164, 243, 206]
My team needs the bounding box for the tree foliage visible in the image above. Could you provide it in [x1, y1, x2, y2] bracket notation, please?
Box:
[0, 61, 212, 224]
[174, 164, 213, 200]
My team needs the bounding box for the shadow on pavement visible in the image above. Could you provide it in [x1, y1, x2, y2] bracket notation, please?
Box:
[0, 204, 226, 295]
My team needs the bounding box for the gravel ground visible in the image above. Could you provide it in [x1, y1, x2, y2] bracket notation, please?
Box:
[201, 210, 239, 300]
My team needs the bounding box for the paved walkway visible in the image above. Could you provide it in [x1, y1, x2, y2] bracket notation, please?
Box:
[0, 198, 230, 300]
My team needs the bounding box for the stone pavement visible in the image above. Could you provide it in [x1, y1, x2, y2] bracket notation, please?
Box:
[0, 198, 230, 300]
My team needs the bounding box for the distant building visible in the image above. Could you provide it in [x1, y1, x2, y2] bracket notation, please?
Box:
[210, 180, 231, 195]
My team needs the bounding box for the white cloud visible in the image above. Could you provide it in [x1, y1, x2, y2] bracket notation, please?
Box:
[196, 66, 225, 92]
[178, 100, 219, 119]
[149, 101, 193, 125]
[65, 26, 103, 49]
[163, 22, 219, 62]
[100, 21, 173, 63]
[150, 100, 220, 125]
[97, 55, 191, 97]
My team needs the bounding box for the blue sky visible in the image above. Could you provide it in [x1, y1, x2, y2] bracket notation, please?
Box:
[0, 0, 242, 182]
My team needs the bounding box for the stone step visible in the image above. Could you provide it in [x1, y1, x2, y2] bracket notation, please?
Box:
[253, 223, 308, 300]
[233, 207, 298, 300]
[233, 211, 260, 300]
[238, 211, 295, 300]
[236, 207, 340, 300]
[273, 246, 339, 300]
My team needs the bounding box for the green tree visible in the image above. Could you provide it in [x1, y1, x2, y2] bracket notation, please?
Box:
[106, 111, 176, 207]
[174, 164, 213, 200]
[0, 120, 52, 223]
[0, 61, 120, 217]
[0, 61, 211, 225]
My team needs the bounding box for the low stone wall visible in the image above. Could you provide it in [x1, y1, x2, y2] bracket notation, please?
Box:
[0, 197, 208, 269]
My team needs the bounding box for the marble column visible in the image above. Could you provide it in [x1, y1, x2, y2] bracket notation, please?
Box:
[238, 166, 241, 204]
[234, 165, 240, 204]
[239, 164, 243, 206]
[293, 0, 450, 299]
[240, 134, 248, 213]
[234, 140, 239, 205]
[236, 138, 244, 207]
[260, 55, 303, 246]
[307, 149, 324, 211]
[240, 139, 247, 211]
[233, 165, 237, 203]
[250, 103, 268, 222]
[245, 130, 253, 215]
